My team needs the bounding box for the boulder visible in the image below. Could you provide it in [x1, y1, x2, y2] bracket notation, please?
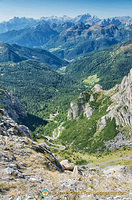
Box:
[60, 160, 75, 171]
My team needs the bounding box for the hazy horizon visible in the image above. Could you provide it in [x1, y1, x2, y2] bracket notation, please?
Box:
[0, 0, 131, 22]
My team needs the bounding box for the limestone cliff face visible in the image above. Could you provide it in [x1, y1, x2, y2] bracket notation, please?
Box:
[67, 85, 102, 121]
[67, 92, 94, 120]
[68, 69, 132, 131]
[66, 69, 132, 150]
[106, 68, 132, 129]
[120, 68, 132, 114]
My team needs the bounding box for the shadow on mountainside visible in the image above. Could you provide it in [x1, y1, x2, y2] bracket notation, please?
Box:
[20, 113, 48, 132]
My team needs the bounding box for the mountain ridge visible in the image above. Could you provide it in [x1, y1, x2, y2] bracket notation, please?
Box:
[0, 42, 68, 70]
[45, 24, 132, 60]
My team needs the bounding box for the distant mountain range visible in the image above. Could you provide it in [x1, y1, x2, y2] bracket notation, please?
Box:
[0, 21, 58, 47]
[0, 14, 99, 33]
[0, 14, 131, 60]
[0, 17, 37, 33]
[0, 14, 131, 34]
[44, 24, 132, 60]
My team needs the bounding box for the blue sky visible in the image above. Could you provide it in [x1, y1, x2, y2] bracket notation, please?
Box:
[0, 0, 131, 22]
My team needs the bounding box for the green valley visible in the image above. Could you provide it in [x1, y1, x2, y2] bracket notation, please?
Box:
[0, 40, 132, 139]
[66, 40, 132, 89]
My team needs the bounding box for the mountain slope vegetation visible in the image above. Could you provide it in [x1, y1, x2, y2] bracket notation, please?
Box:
[0, 42, 68, 70]
[0, 40, 132, 135]
[0, 42, 26, 63]
[66, 40, 132, 89]
[0, 60, 83, 120]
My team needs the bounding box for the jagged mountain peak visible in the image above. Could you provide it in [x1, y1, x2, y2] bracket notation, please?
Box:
[100, 18, 121, 26]
[73, 13, 100, 25]
[0, 17, 37, 34]
[40, 15, 73, 24]
[31, 20, 51, 30]
[8, 16, 36, 23]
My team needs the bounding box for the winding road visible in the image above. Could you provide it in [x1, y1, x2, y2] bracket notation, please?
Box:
[43, 123, 66, 151]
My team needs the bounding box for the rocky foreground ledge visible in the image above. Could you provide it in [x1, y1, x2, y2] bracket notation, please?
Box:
[0, 108, 132, 200]
[0, 109, 64, 199]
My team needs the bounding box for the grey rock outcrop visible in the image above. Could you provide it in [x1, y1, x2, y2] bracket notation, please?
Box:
[0, 108, 31, 138]
[106, 69, 132, 128]
[67, 101, 82, 120]
[92, 84, 103, 93]
[67, 92, 94, 120]
[0, 89, 27, 123]
[105, 133, 132, 150]
[67, 85, 103, 120]
[95, 70, 132, 148]
[0, 108, 64, 173]
[84, 103, 94, 118]
[120, 68, 132, 113]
